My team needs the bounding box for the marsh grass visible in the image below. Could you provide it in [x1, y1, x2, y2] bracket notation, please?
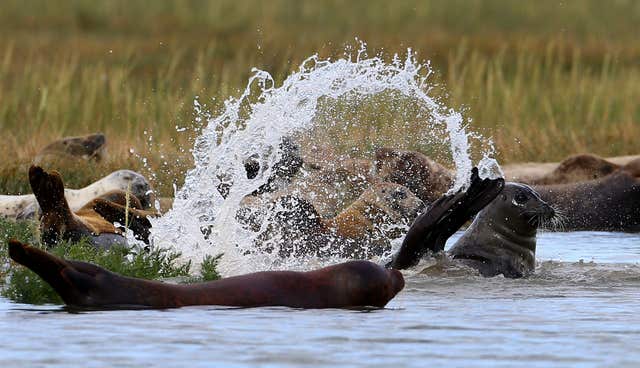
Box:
[0, 219, 221, 305]
[0, 0, 639, 193]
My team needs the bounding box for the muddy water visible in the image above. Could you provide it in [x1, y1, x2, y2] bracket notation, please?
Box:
[1, 231, 639, 367]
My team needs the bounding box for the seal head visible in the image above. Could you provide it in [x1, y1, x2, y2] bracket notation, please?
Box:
[449, 183, 555, 278]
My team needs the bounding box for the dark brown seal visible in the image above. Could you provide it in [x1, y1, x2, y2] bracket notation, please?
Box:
[388, 168, 555, 278]
[534, 166, 640, 232]
[7, 240, 404, 309]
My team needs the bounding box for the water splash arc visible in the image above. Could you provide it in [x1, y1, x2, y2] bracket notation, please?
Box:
[150, 47, 497, 276]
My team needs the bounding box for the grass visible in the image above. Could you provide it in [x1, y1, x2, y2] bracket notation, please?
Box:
[1, 1, 639, 195]
[0, 218, 221, 305]
[0, 0, 637, 304]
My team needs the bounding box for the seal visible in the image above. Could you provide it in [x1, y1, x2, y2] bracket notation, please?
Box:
[504, 153, 620, 185]
[265, 158, 375, 219]
[8, 240, 405, 309]
[0, 168, 154, 220]
[241, 182, 423, 258]
[323, 182, 424, 240]
[375, 147, 453, 203]
[533, 165, 640, 232]
[29, 166, 155, 247]
[34, 133, 107, 164]
[388, 168, 555, 278]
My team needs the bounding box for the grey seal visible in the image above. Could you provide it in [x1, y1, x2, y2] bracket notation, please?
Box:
[388, 168, 555, 278]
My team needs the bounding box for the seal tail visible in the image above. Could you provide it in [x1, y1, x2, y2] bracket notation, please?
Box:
[7, 240, 98, 305]
[387, 167, 505, 270]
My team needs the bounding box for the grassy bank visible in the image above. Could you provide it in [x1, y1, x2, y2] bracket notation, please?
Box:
[0, 0, 639, 194]
[0, 219, 221, 304]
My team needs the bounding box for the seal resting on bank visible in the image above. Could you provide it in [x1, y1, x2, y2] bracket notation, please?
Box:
[388, 168, 556, 278]
[533, 163, 640, 232]
[502, 153, 640, 185]
[0, 168, 154, 220]
[34, 133, 107, 164]
[29, 166, 156, 247]
[7, 240, 404, 309]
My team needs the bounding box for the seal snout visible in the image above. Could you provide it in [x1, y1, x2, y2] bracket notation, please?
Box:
[542, 202, 556, 220]
[388, 268, 405, 295]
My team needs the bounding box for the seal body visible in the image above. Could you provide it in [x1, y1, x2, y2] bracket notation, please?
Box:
[241, 182, 423, 259]
[503, 153, 640, 185]
[448, 183, 555, 277]
[388, 169, 555, 278]
[29, 166, 155, 247]
[8, 240, 404, 309]
[375, 148, 453, 203]
[34, 133, 107, 164]
[534, 169, 640, 232]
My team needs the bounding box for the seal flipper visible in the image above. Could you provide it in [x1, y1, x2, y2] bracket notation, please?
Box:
[91, 199, 154, 244]
[7, 240, 98, 305]
[387, 168, 505, 270]
[29, 166, 89, 246]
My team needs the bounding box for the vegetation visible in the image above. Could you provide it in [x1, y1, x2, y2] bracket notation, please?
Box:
[0, 2, 638, 303]
[0, 0, 638, 196]
[0, 219, 220, 305]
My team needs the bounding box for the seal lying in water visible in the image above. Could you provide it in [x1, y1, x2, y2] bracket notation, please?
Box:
[0, 168, 154, 220]
[7, 240, 404, 309]
[388, 168, 555, 278]
[34, 133, 107, 164]
[29, 166, 156, 248]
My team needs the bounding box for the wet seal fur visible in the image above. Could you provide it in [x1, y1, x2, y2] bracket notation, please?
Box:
[8, 240, 405, 309]
[34, 133, 107, 164]
[503, 153, 640, 185]
[388, 168, 555, 278]
[375, 148, 453, 203]
[534, 163, 640, 232]
[240, 182, 424, 258]
[373, 148, 639, 232]
[29, 166, 156, 248]
[0, 169, 154, 220]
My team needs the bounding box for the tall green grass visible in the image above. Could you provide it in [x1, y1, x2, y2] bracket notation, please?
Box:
[0, 0, 638, 195]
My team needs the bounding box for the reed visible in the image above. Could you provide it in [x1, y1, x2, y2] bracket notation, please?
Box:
[0, 0, 638, 195]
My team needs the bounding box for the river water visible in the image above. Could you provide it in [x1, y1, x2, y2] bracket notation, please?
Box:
[1, 231, 639, 367]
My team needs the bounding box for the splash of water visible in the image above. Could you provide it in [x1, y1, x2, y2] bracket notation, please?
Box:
[150, 46, 499, 276]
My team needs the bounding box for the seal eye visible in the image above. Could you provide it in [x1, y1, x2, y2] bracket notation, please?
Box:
[514, 192, 528, 205]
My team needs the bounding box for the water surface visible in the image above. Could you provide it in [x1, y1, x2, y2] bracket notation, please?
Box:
[1, 231, 639, 367]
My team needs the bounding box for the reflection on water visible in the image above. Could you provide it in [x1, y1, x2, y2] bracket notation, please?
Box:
[1, 232, 639, 367]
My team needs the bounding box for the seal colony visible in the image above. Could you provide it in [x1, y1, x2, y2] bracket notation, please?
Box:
[6, 166, 553, 310]
[0, 169, 154, 220]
